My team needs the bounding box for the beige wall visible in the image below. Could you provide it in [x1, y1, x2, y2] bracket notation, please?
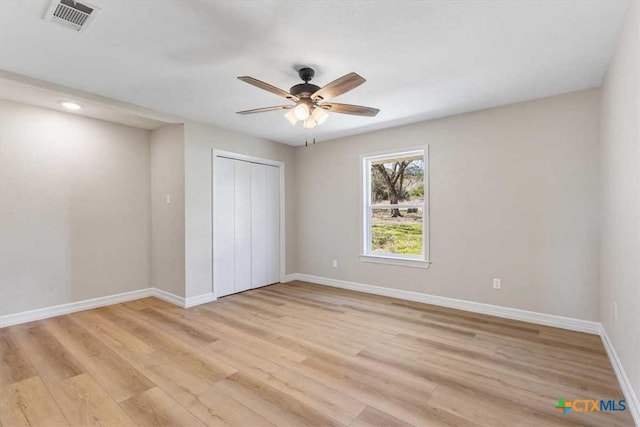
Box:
[600, 1, 639, 402]
[0, 100, 151, 315]
[150, 124, 185, 297]
[184, 121, 296, 298]
[295, 89, 601, 321]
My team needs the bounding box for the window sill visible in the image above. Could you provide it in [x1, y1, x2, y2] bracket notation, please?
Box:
[359, 254, 431, 269]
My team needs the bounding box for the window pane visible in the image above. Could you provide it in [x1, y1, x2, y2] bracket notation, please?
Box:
[371, 208, 423, 255]
[370, 156, 424, 205]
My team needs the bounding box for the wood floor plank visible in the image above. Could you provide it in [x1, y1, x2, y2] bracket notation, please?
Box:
[43, 316, 155, 402]
[473, 332, 612, 368]
[66, 312, 212, 400]
[221, 298, 286, 319]
[183, 386, 276, 427]
[350, 406, 413, 427]
[135, 308, 219, 348]
[258, 288, 347, 314]
[121, 350, 274, 427]
[69, 310, 155, 357]
[163, 307, 306, 368]
[0, 282, 632, 427]
[489, 341, 620, 384]
[197, 305, 280, 341]
[52, 373, 137, 427]
[290, 354, 470, 427]
[0, 329, 36, 388]
[421, 341, 623, 396]
[238, 292, 286, 307]
[275, 313, 397, 349]
[362, 345, 629, 426]
[199, 306, 365, 358]
[246, 313, 367, 356]
[215, 372, 344, 427]
[10, 324, 84, 383]
[209, 339, 367, 425]
[96, 305, 237, 383]
[120, 387, 206, 427]
[265, 366, 367, 425]
[122, 297, 176, 312]
[0, 376, 68, 427]
[357, 338, 423, 362]
[208, 340, 285, 382]
[391, 331, 495, 357]
[426, 384, 573, 427]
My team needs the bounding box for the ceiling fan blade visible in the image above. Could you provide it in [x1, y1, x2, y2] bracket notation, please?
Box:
[237, 76, 299, 102]
[311, 72, 365, 100]
[236, 105, 294, 115]
[320, 102, 380, 117]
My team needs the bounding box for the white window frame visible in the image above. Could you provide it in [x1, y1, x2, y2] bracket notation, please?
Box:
[360, 146, 430, 268]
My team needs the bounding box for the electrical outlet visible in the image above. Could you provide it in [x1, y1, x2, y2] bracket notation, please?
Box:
[332, 260, 338, 268]
[614, 302, 618, 320]
[493, 278, 501, 290]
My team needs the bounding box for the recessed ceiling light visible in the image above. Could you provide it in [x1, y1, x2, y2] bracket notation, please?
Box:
[60, 101, 82, 110]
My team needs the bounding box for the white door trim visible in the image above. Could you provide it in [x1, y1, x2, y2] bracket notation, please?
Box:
[212, 149, 286, 299]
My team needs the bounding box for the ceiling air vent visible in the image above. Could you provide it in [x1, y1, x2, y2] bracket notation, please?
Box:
[44, 0, 98, 32]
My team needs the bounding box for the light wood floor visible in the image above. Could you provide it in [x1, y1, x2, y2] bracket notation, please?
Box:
[1, 281, 633, 426]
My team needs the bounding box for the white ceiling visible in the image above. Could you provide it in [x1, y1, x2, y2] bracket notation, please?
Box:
[0, 73, 173, 130]
[0, 1, 630, 146]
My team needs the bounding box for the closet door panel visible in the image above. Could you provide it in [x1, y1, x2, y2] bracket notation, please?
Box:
[213, 157, 235, 298]
[266, 165, 280, 284]
[234, 160, 252, 293]
[251, 163, 268, 288]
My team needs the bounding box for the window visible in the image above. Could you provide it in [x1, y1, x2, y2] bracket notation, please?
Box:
[361, 148, 429, 267]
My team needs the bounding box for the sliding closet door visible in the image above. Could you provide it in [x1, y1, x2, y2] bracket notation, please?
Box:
[234, 160, 252, 293]
[251, 163, 268, 288]
[266, 165, 280, 285]
[214, 155, 281, 298]
[213, 157, 235, 298]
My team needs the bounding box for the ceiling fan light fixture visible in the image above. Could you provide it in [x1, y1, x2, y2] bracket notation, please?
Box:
[294, 103, 310, 120]
[302, 117, 318, 129]
[284, 109, 298, 125]
[311, 106, 328, 125]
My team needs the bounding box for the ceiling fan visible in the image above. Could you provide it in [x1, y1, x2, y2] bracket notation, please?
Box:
[236, 67, 380, 129]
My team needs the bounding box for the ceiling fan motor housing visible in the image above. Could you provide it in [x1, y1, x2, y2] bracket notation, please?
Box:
[290, 83, 321, 98]
[290, 67, 321, 99]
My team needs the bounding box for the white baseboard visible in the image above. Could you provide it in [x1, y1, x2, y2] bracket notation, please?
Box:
[0, 287, 217, 328]
[290, 273, 601, 334]
[151, 288, 186, 307]
[185, 292, 216, 308]
[280, 274, 299, 283]
[0, 288, 153, 328]
[600, 326, 640, 426]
